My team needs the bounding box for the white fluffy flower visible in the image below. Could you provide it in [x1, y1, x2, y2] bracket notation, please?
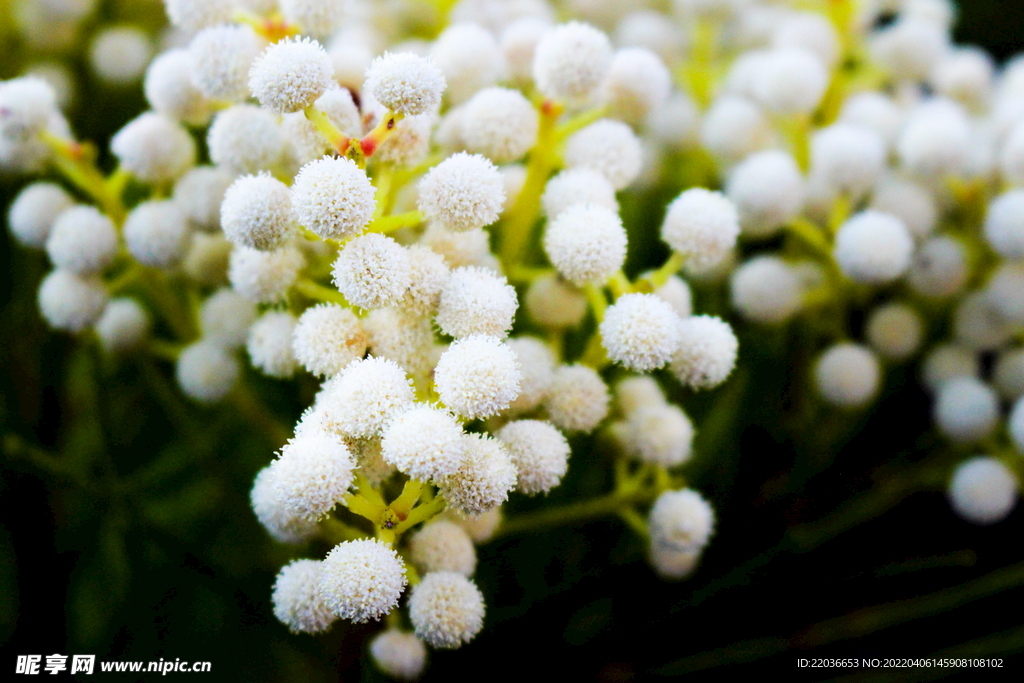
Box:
[247, 311, 299, 378]
[163, 0, 234, 32]
[436, 266, 518, 339]
[364, 52, 446, 116]
[220, 174, 294, 251]
[461, 87, 538, 163]
[292, 304, 367, 377]
[189, 25, 263, 102]
[123, 200, 191, 269]
[897, 99, 972, 179]
[431, 23, 505, 105]
[270, 429, 356, 521]
[922, 344, 979, 393]
[563, 119, 642, 190]
[292, 157, 376, 240]
[624, 403, 694, 467]
[110, 112, 195, 184]
[834, 211, 914, 284]
[381, 406, 466, 482]
[649, 489, 715, 555]
[207, 104, 286, 175]
[332, 234, 412, 310]
[315, 357, 415, 438]
[229, 245, 304, 304]
[871, 17, 949, 82]
[671, 315, 738, 390]
[200, 288, 256, 349]
[947, 457, 1018, 525]
[505, 336, 556, 413]
[370, 630, 427, 681]
[533, 21, 612, 103]
[602, 47, 670, 124]
[95, 298, 149, 354]
[908, 236, 967, 298]
[400, 245, 451, 316]
[249, 37, 334, 114]
[7, 182, 74, 249]
[544, 364, 609, 432]
[814, 343, 880, 408]
[176, 341, 240, 403]
[497, 420, 570, 495]
[280, 0, 347, 38]
[250, 467, 318, 544]
[726, 150, 804, 238]
[319, 539, 407, 623]
[283, 88, 362, 164]
[870, 176, 938, 240]
[599, 293, 682, 371]
[524, 273, 588, 328]
[46, 206, 117, 275]
[700, 95, 774, 165]
[144, 48, 211, 125]
[174, 166, 233, 232]
[730, 256, 803, 324]
[434, 335, 521, 419]
[810, 124, 886, 198]
[650, 275, 693, 319]
[984, 191, 1024, 259]
[409, 521, 477, 576]
[365, 309, 435, 378]
[37, 270, 108, 333]
[934, 377, 999, 443]
[438, 434, 517, 517]
[272, 560, 337, 634]
[866, 303, 924, 362]
[409, 572, 485, 649]
[751, 47, 828, 115]
[541, 168, 618, 219]
[661, 188, 739, 271]
[418, 153, 505, 232]
[543, 203, 627, 286]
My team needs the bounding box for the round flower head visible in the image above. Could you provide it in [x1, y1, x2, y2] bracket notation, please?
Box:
[183, 233, 231, 286]
[908, 236, 967, 299]
[249, 37, 333, 114]
[7, 182, 75, 249]
[248, 311, 299, 378]
[284, 88, 362, 164]
[370, 630, 427, 681]
[418, 153, 505, 233]
[931, 47, 994, 110]
[984, 191, 1024, 259]
[250, 467, 318, 544]
[189, 25, 263, 103]
[174, 166, 233, 232]
[292, 304, 367, 377]
[649, 544, 701, 581]
[994, 350, 1024, 401]
[625, 403, 694, 467]
[144, 48, 211, 126]
[726, 150, 804, 238]
[439, 434, 517, 517]
[934, 377, 998, 444]
[1002, 122, 1024, 186]
[365, 52, 446, 116]
[95, 298, 150, 354]
[602, 47, 671, 125]
[871, 17, 949, 82]
[38, 270, 108, 333]
[374, 113, 433, 167]
[866, 303, 924, 362]
[497, 420, 570, 495]
[123, 200, 191, 269]
[700, 95, 774, 166]
[89, 26, 151, 86]
[501, 17, 551, 85]
[292, 157, 376, 240]
[647, 92, 700, 151]
[279, 0, 347, 38]
[163, 0, 235, 32]
[110, 112, 195, 184]
[434, 335, 521, 419]
[897, 99, 972, 179]
[834, 211, 914, 284]
[381, 406, 466, 482]
[954, 292, 1012, 352]
[649, 489, 715, 554]
[751, 47, 828, 115]
[987, 263, 1024, 325]
[870, 176, 938, 240]
[730, 256, 803, 324]
[544, 364, 609, 432]
[365, 309, 435, 378]
[431, 23, 505, 105]
[505, 337, 556, 413]
[543, 203, 626, 286]
[461, 87, 538, 163]
[810, 124, 886, 199]
[563, 119, 642, 190]
[947, 457, 1018, 525]
[270, 430, 356, 521]
[400, 245, 450, 316]
[46, 206, 117, 275]
[814, 343, 881, 408]
[525, 273, 588, 328]
[671, 315, 738, 390]
[922, 344, 979, 393]
[436, 267, 517, 339]
[333, 234, 412, 310]
[229, 245, 303, 304]
[533, 21, 612, 103]
[200, 288, 257, 349]
[176, 341, 240, 404]
[409, 520, 477, 576]
[409, 572, 485, 650]
[319, 539, 407, 623]
[542, 168, 618, 219]
[272, 560, 337, 634]
[661, 188, 740, 271]
[648, 274, 693, 319]
[445, 506, 502, 544]
[420, 225, 492, 269]
[207, 105, 286, 176]
[316, 357, 415, 438]
[599, 294, 682, 372]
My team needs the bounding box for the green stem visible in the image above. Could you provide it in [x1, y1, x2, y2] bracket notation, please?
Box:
[303, 103, 350, 154]
[367, 210, 423, 234]
[392, 495, 446, 534]
[319, 516, 368, 543]
[492, 487, 660, 540]
[293, 278, 349, 306]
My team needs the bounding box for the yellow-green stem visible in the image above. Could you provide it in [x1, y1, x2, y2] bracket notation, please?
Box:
[294, 278, 349, 306]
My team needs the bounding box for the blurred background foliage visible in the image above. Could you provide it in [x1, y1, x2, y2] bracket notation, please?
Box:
[2, 1, 1024, 681]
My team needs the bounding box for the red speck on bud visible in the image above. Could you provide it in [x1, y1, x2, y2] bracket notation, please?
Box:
[386, 117, 396, 130]
[360, 136, 378, 157]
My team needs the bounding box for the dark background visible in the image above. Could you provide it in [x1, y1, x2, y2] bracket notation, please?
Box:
[2, 2, 1024, 681]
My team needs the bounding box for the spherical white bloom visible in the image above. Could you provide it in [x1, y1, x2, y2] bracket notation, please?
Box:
[419, 225, 491, 269]
[229, 245, 303, 303]
[45, 206, 116, 275]
[163, 0, 234, 32]
[986, 264, 1024, 325]
[730, 256, 803, 324]
[270, 430, 356, 521]
[672, 315, 738, 390]
[0, 76, 62, 171]
[435, 335, 521, 419]
[95, 298, 149, 354]
[340, 435, 396, 487]
[436, 267, 517, 339]
[497, 420, 569, 495]
[365, 309, 434, 378]
[172, 166, 232, 233]
[408, 572, 484, 649]
[544, 364, 609, 432]
[364, 51, 446, 117]
[524, 273, 588, 328]
[870, 176, 938, 240]
[563, 119, 642, 190]
[410, 521, 477, 576]
[934, 377, 999, 443]
[615, 376, 665, 415]
[198, 289, 256, 351]
[280, 0, 348, 38]
[866, 303, 924, 362]
[772, 11, 839, 66]
[501, 17, 551, 84]
[533, 21, 612, 103]
[649, 545, 701, 581]
[649, 489, 715, 554]
[429, 24, 504, 106]
[542, 168, 618, 219]
[839, 91, 904, 148]
[624, 403, 694, 467]
[319, 539, 407, 623]
[7, 183, 75, 249]
[144, 49, 211, 125]
[123, 200, 192, 271]
[994, 349, 1024, 401]
[922, 344, 979, 393]
[870, 17, 949, 82]
[750, 48, 827, 115]
[23, 62, 75, 112]
[461, 87, 538, 163]
[89, 26, 151, 86]
[700, 96, 773, 165]
[931, 47, 994, 109]
[381, 406, 466, 482]
[897, 99, 972, 179]
[1002, 122, 1024, 186]
[810, 124, 886, 199]
[505, 337, 556, 413]
[649, 275, 693, 319]
[446, 506, 502, 544]
[984, 191, 1024, 259]
[189, 25, 263, 103]
[370, 630, 427, 682]
[250, 467, 318, 544]
[418, 153, 505, 233]
[176, 341, 240, 403]
[283, 88, 362, 164]
[439, 434, 517, 517]
[291, 157, 376, 240]
[400, 246, 450, 316]
[332, 234, 411, 310]
[207, 105, 285, 176]
[375, 113, 433, 167]
[815, 343, 880, 408]
[647, 92, 700, 151]
[183, 233, 232, 286]
[316, 357, 415, 438]
[110, 112, 195, 184]
[272, 560, 337, 634]
[908, 236, 967, 298]
[249, 37, 333, 114]
[543, 203, 627, 286]
[615, 10, 685, 63]
[947, 457, 1018, 525]
[726, 150, 804, 238]
[292, 304, 367, 377]
[37, 270, 107, 333]
[954, 292, 1013, 352]
[602, 47, 670, 125]
[599, 294, 682, 372]
[834, 211, 913, 284]
[661, 188, 739, 271]
[248, 311, 299, 378]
